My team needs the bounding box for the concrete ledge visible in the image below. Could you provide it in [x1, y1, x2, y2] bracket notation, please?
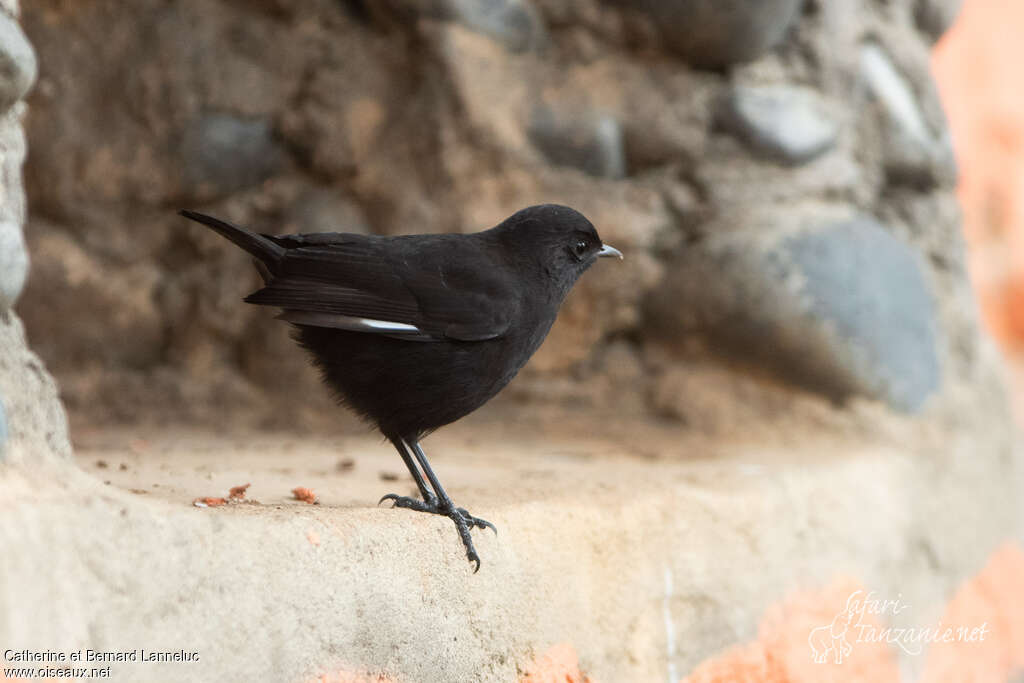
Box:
[0, 427, 1018, 681]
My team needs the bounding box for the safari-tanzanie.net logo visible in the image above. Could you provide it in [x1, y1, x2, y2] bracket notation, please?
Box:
[808, 590, 990, 664]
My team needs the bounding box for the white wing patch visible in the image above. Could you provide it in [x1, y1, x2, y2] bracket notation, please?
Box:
[276, 310, 423, 335]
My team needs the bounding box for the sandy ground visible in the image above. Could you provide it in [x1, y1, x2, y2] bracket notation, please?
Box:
[4, 401, 1020, 682]
[67, 415, 789, 528]
[65, 400, 896, 522]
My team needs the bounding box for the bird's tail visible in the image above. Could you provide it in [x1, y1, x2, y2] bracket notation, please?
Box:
[179, 210, 285, 267]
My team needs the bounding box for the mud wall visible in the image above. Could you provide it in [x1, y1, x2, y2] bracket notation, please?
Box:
[16, 0, 981, 434]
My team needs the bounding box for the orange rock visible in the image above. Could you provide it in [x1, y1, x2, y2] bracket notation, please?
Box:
[309, 673, 392, 683]
[933, 0, 1024, 351]
[520, 642, 594, 683]
[681, 544, 1024, 683]
[682, 578, 901, 683]
[920, 542, 1024, 682]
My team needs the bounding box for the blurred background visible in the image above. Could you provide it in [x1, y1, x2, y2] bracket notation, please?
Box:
[13, 0, 1006, 440]
[933, 0, 1024, 424]
[6, 2, 1024, 681]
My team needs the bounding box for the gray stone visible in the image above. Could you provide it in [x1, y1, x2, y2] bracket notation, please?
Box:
[652, 215, 940, 412]
[784, 219, 940, 411]
[0, 312, 71, 463]
[403, 0, 545, 52]
[0, 218, 26, 310]
[0, 109, 27, 226]
[719, 84, 839, 164]
[180, 113, 286, 201]
[447, 0, 546, 53]
[0, 109, 27, 229]
[528, 105, 626, 179]
[914, 0, 962, 42]
[632, 0, 804, 68]
[860, 44, 930, 146]
[860, 43, 953, 188]
[0, 13, 35, 113]
[0, 395, 7, 461]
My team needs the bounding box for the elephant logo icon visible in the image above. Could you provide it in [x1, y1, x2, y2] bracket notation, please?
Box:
[808, 593, 860, 664]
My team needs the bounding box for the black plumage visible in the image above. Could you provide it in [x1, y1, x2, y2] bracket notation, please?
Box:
[180, 204, 621, 570]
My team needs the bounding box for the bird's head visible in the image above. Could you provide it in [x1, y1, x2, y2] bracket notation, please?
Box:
[493, 204, 622, 293]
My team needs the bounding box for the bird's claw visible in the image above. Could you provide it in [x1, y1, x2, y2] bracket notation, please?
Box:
[379, 492, 438, 509]
[467, 549, 481, 574]
[456, 507, 497, 535]
[379, 493, 495, 571]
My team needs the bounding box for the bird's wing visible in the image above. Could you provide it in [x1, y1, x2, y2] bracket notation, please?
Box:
[243, 234, 516, 342]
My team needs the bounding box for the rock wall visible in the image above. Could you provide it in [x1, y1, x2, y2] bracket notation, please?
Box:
[16, 0, 985, 433]
[0, 0, 69, 464]
[7, 4, 1024, 681]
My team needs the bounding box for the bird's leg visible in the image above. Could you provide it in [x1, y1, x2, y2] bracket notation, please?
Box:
[379, 437, 437, 507]
[379, 438, 496, 572]
[410, 440, 496, 571]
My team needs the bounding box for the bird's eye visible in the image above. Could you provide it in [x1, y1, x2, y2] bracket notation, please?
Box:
[574, 239, 588, 254]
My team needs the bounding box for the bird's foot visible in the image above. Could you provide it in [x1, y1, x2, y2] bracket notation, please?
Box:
[378, 494, 495, 531]
[379, 491, 439, 510]
[378, 494, 497, 572]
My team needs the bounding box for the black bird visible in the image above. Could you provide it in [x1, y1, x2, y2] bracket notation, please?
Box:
[179, 204, 622, 570]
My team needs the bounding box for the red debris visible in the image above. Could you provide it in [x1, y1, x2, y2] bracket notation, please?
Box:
[228, 483, 251, 500]
[292, 487, 318, 504]
[193, 483, 253, 508]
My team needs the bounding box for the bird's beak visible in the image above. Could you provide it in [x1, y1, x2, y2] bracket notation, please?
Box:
[598, 244, 623, 260]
